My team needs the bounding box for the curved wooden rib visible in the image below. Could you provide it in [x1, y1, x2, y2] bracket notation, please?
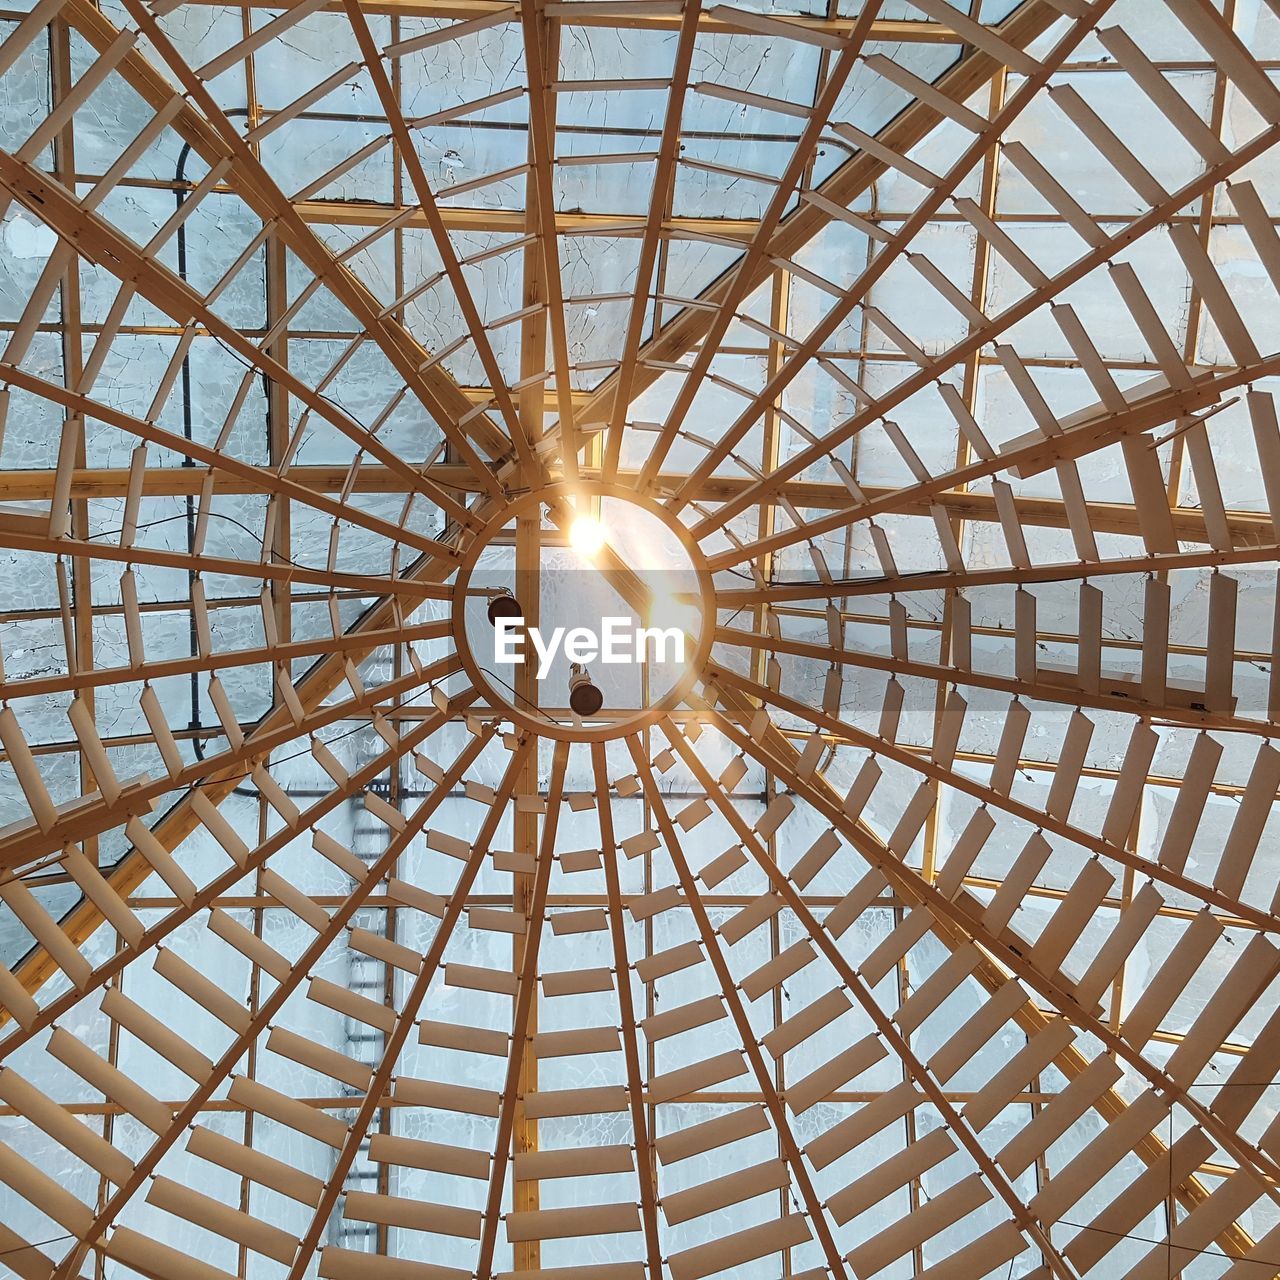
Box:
[701, 678, 1280, 1256]
[627, 732, 851, 1280]
[54, 718, 501, 1279]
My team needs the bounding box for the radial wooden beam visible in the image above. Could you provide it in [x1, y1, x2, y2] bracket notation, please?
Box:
[571, 0, 1065, 433]
[341, 0, 541, 482]
[592, 741, 663, 1279]
[714, 625, 1277, 738]
[519, 0, 580, 478]
[713, 537, 1280, 604]
[0, 621, 448, 702]
[0, 360, 469, 553]
[711, 529, 1280, 603]
[710, 661, 1280, 930]
[689, 125, 1280, 544]
[473, 742, 566, 1280]
[627, 733, 851, 1280]
[52, 721, 506, 1280]
[659, 717, 1077, 1280]
[277, 738, 533, 1280]
[635, 7, 882, 485]
[706, 353, 1280, 568]
[706, 686, 1264, 1264]
[0, 526, 442, 600]
[602, 0, 702, 474]
[700, 678, 1280, 1224]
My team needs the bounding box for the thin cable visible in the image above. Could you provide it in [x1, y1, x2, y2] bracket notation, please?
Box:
[0, 677, 449, 891]
[0, 1233, 73, 1259]
[0, 848, 71, 890]
[170, 678, 451, 793]
[1055, 1216, 1280, 1268]
[477, 663, 559, 724]
[201, 326, 456, 541]
[83, 511, 320, 572]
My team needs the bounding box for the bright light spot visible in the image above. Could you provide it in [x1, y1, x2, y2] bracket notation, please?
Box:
[647, 593, 701, 646]
[569, 513, 606, 559]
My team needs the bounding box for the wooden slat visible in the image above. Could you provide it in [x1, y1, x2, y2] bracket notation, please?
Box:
[1065, 1130, 1216, 1272]
[1216, 743, 1280, 896]
[668, 1214, 810, 1280]
[345, 1192, 483, 1240]
[661, 1157, 790, 1225]
[805, 1081, 925, 1171]
[656, 1105, 771, 1165]
[504, 1203, 640, 1242]
[827, 1127, 956, 1224]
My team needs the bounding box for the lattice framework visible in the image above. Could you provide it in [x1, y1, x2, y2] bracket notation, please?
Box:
[2, 0, 1280, 1277]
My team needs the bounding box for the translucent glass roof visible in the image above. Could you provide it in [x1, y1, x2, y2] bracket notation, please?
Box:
[2, 0, 1280, 1275]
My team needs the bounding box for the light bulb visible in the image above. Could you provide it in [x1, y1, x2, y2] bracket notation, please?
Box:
[569, 513, 606, 559]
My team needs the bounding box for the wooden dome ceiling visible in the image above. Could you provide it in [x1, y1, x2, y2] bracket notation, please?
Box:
[2, 0, 1280, 1276]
